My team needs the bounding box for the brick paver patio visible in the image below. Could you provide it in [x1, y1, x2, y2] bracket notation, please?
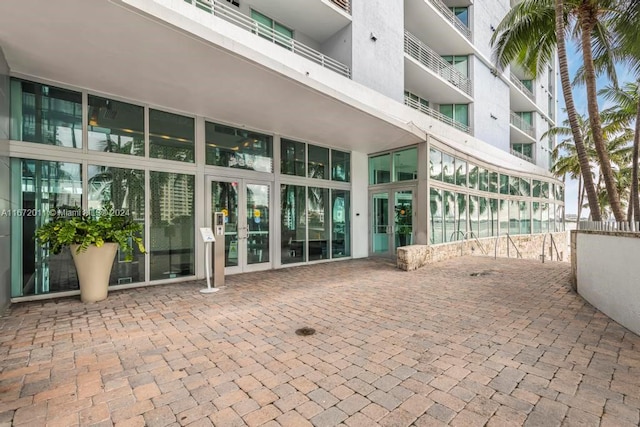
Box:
[1, 257, 639, 426]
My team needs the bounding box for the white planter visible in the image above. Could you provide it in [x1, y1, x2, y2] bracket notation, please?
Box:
[70, 243, 118, 303]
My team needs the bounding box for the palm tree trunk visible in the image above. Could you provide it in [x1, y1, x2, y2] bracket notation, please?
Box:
[578, 3, 625, 221]
[577, 174, 583, 223]
[632, 86, 640, 223]
[556, 0, 602, 221]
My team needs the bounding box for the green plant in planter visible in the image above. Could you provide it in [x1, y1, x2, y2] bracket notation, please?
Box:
[395, 203, 412, 246]
[35, 206, 145, 260]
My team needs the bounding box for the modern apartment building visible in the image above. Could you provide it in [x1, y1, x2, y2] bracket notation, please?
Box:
[0, 0, 563, 303]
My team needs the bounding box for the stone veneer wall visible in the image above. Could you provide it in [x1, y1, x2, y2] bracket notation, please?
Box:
[397, 232, 568, 271]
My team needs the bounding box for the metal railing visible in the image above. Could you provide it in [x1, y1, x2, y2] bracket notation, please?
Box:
[460, 231, 488, 256]
[494, 233, 523, 259]
[330, 0, 350, 13]
[404, 32, 472, 96]
[185, 0, 351, 78]
[579, 221, 640, 232]
[509, 111, 535, 137]
[404, 93, 471, 134]
[426, 0, 472, 40]
[510, 73, 535, 101]
[540, 233, 561, 263]
[510, 148, 535, 164]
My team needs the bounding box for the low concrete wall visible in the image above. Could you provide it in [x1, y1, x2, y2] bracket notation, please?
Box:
[397, 232, 568, 271]
[572, 230, 640, 336]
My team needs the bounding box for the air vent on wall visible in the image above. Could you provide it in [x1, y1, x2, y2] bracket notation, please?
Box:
[227, 0, 239, 6]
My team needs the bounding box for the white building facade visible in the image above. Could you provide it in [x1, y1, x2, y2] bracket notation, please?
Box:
[0, 0, 562, 302]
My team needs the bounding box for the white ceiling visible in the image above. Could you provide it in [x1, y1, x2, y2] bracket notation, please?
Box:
[0, 0, 422, 154]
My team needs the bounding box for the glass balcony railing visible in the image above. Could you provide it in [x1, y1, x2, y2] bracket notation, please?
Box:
[510, 73, 535, 102]
[184, 0, 351, 78]
[426, 0, 472, 41]
[404, 31, 472, 96]
[510, 148, 535, 164]
[404, 92, 471, 134]
[510, 111, 535, 137]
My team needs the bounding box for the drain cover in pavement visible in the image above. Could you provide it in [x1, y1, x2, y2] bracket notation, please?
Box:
[295, 327, 316, 336]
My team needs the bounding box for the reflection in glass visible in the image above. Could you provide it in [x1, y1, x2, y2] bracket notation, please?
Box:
[150, 172, 195, 280]
[533, 202, 542, 234]
[520, 201, 530, 234]
[332, 150, 350, 182]
[489, 199, 499, 236]
[429, 149, 442, 181]
[369, 154, 391, 184]
[541, 182, 550, 198]
[489, 172, 499, 193]
[479, 197, 490, 237]
[394, 148, 417, 181]
[509, 200, 520, 235]
[211, 181, 239, 267]
[479, 168, 489, 192]
[456, 193, 467, 240]
[468, 164, 478, 189]
[442, 154, 455, 184]
[11, 159, 82, 297]
[499, 200, 509, 235]
[520, 178, 530, 196]
[247, 184, 270, 264]
[308, 145, 329, 179]
[88, 165, 145, 285]
[469, 195, 479, 237]
[205, 122, 273, 172]
[430, 188, 443, 244]
[500, 174, 509, 194]
[308, 187, 330, 260]
[281, 139, 305, 176]
[395, 190, 413, 247]
[281, 185, 306, 264]
[332, 190, 350, 258]
[10, 79, 83, 148]
[88, 95, 144, 155]
[444, 191, 456, 242]
[509, 176, 520, 196]
[455, 160, 467, 186]
[149, 109, 195, 162]
[372, 192, 389, 253]
[533, 180, 541, 197]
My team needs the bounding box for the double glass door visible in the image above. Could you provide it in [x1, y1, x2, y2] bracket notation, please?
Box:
[371, 188, 415, 256]
[208, 177, 271, 273]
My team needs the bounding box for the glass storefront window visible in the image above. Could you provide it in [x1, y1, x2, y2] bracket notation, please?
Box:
[469, 164, 478, 189]
[469, 195, 479, 237]
[541, 182, 550, 198]
[308, 187, 330, 260]
[11, 159, 82, 297]
[429, 149, 442, 181]
[533, 180, 541, 197]
[479, 168, 489, 192]
[88, 95, 144, 155]
[500, 174, 509, 195]
[281, 184, 306, 264]
[509, 176, 520, 196]
[520, 201, 530, 234]
[369, 154, 391, 184]
[205, 122, 273, 172]
[149, 109, 195, 162]
[394, 148, 418, 181]
[444, 191, 456, 242]
[430, 188, 443, 244]
[489, 172, 499, 193]
[211, 181, 239, 267]
[520, 178, 530, 197]
[499, 200, 509, 235]
[308, 145, 329, 180]
[532, 202, 541, 234]
[442, 153, 455, 184]
[149, 172, 195, 280]
[455, 160, 467, 186]
[332, 150, 350, 182]
[88, 165, 145, 284]
[332, 190, 350, 258]
[456, 193, 467, 239]
[10, 79, 82, 147]
[489, 199, 499, 236]
[281, 139, 305, 177]
[509, 200, 520, 235]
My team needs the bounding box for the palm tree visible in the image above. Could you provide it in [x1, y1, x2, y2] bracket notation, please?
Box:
[491, 0, 617, 221]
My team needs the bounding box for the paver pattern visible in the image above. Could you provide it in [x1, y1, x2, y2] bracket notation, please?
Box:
[1, 256, 639, 426]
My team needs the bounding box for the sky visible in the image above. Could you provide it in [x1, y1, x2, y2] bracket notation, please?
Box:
[557, 42, 636, 216]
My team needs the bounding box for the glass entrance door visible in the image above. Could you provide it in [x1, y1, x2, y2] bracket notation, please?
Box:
[370, 188, 415, 256]
[208, 178, 271, 273]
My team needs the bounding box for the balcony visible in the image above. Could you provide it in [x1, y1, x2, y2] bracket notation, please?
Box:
[510, 73, 535, 101]
[185, 0, 351, 77]
[404, 31, 472, 98]
[405, 92, 471, 134]
[240, 0, 351, 43]
[510, 111, 536, 144]
[405, 0, 473, 56]
[510, 148, 535, 164]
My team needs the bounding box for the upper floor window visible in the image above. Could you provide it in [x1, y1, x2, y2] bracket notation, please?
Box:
[449, 7, 468, 27]
[10, 78, 82, 148]
[88, 95, 144, 156]
[441, 55, 469, 78]
[205, 122, 273, 172]
[251, 10, 293, 49]
[439, 104, 469, 128]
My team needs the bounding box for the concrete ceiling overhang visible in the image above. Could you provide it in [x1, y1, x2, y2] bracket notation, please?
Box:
[0, 0, 423, 154]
